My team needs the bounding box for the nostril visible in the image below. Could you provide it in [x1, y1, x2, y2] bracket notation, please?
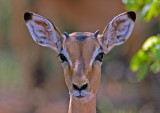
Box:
[72, 83, 88, 91]
[80, 83, 88, 90]
[73, 83, 80, 91]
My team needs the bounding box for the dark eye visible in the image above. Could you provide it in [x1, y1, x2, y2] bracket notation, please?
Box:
[58, 54, 68, 62]
[95, 52, 104, 62]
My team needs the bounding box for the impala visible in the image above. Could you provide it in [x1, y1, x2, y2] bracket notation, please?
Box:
[24, 11, 136, 113]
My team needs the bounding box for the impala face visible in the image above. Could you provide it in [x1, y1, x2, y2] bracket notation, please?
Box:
[24, 11, 136, 102]
[61, 32, 103, 100]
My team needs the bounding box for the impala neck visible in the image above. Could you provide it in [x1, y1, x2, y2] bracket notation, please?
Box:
[68, 95, 96, 113]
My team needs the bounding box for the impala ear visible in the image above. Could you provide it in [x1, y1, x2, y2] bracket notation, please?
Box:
[100, 11, 136, 54]
[24, 12, 63, 53]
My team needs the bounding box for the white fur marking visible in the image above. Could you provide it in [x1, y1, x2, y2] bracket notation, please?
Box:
[61, 49, 72, 66]
[90, 47, 103, 66]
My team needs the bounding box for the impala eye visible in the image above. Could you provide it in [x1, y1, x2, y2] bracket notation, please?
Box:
[95, 52, 104, 62]
[58, 54, 68, 63]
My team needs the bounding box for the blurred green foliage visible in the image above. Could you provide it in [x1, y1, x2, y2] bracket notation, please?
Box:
[0, 51, 22, 89]
[123, 0, 160, 22]
[0, 0, 11, 38]
[123, 0, 160, 80]
[131, 35, 160, 80]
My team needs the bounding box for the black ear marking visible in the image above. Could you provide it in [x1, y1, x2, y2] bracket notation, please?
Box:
[24, 12, 32, 21]
[127, 11, 136, 22]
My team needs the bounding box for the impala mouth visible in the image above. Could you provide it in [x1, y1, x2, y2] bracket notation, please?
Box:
[69, 90, 93, 100]
[76, 95, 85, 98]
[74, 93, 94, 103]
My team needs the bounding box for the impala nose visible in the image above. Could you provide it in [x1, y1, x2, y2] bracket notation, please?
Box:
[73, 83, 88, 91]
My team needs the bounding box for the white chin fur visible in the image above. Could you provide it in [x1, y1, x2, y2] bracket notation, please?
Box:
[69, 90, 94, 103]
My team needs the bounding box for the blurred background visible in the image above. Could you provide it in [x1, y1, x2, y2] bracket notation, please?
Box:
[0, 0, 160, 113]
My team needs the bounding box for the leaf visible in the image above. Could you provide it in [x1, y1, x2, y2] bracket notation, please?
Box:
[130, 55, 140, 71]
[138, 65, 148, 80]
[150, 60, 160, 73]
[142, 36, 159, 50]
[143, 0, 160, 21]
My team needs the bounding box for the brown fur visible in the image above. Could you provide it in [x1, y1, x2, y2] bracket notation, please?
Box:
[62, 33, 101, 113]
[34, 20, 48, 27]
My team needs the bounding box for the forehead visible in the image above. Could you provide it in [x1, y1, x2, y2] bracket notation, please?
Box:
[63, 32, 100, 61]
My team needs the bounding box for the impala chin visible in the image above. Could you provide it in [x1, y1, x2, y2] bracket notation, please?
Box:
[69, 90, 94, 102]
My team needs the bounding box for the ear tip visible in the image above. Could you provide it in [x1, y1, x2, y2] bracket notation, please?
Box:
[24, 12, 32, 21]
[127, 11, 136, 21]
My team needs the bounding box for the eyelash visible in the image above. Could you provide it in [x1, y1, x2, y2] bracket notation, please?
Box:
[58, 54, 68, 63]
[58, 52, 104, 63]
[95, 52, 104, 62]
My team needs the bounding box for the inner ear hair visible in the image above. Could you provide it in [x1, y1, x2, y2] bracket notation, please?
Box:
[101, 11, 136, 53]
[24, 12, 63, 53]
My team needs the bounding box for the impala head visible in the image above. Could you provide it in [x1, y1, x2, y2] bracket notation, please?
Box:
[24, 11, 136, 102]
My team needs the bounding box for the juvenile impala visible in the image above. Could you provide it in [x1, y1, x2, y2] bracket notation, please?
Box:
[24, 11, 136, 113]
